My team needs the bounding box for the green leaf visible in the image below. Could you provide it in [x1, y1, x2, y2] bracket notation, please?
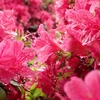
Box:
[56, 31, 61, 38]
[24, 41, 31, 47]
[64, 72, 70, 78]
[32, 88, 42, 98]
[88, 58, 94, 66]
[26, 96, 32, 100]
[0, 87, 6, 100]
[30, 82, 38, 92]
[20, 87, 25, 98]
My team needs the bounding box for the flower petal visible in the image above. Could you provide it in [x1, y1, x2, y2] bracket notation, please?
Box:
[85, 70, 100, 100]
[64, 77, 94, 100]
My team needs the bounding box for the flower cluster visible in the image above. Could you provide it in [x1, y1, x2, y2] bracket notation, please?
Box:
[32, 0, 100, 100]
[0, 0, 55, 32]
[0, 0, 100, 100]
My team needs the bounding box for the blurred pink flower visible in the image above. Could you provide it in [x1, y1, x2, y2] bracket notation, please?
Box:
[55, 0, 71, 22]
[75, 0, 100, 12]
[64, 70, 100, 100]
[0, 10, 17, 39]
[38, 11, 54, 29]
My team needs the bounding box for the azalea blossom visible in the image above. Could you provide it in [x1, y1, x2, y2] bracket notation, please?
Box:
[64, 0, 100, 62]
[0, 39, 34, 84]
[0, 0, 54, 31]
[64, 70, 100, 100]
[0, 10, 17, 40]
[32, 24, 61, 63]
[0, 0, 100, 100]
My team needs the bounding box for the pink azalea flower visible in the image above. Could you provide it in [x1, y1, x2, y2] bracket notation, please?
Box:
[65, 8, 100, 61]
[64, 0, 100, 60]
[0, 10, 17, 39]
[55, 0, 72, 22]
[0, 0, 42, 30]
[32, 24, 60, 63]
[88, 0, 100, 13]
[0, 39, 34, 84]
[75, 0, 88, 10]
[61, 30, 88, 56]
[65, 0, 100, 46]
[38, 11, 54, 29]
[75, 0, 100, 13]
[64, 70, 100, 100]
[37, 64, 67, 99]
